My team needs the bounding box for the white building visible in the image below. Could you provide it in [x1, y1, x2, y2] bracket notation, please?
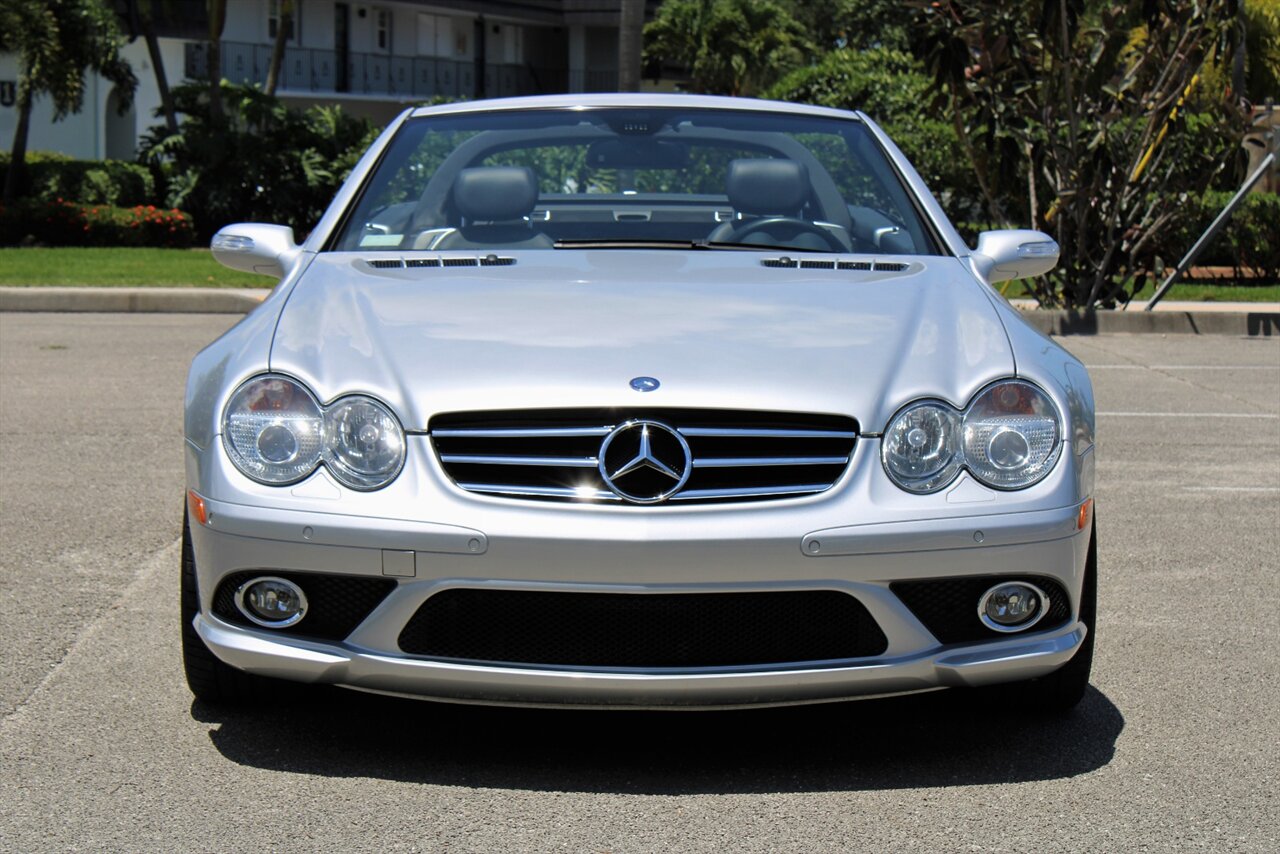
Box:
[1, 0, 657, 161]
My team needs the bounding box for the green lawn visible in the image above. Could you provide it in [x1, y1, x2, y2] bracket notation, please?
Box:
[1, 247, 1276, 301]
[0, 248, 271, 287]
[1000, 277, 1280, 303]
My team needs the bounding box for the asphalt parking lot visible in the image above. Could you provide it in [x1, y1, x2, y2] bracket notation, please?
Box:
[1, 313, 1277, 852]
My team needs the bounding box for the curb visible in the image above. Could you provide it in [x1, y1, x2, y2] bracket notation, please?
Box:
[3, 287, 1278, 336]
[0, 286, 268, 314]
[1018, 308, 1280, 337]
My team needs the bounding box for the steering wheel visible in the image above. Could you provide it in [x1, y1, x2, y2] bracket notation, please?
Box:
[719, 217, 848, 252]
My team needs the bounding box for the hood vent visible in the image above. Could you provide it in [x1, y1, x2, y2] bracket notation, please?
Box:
[365, 255, 516, 270]
[761, 257, 907, 272]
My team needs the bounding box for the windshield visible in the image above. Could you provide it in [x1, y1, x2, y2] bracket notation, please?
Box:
[331, 107, 941, 255]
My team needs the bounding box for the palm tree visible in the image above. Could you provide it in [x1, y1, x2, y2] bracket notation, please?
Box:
[125, 0, 179, 133]
[2, 0, 138, 205]
[206, 0, 228, 118]
[618, 0, 645, 92]
[644, 0, 809, 96]
[264, 0, 294, 97]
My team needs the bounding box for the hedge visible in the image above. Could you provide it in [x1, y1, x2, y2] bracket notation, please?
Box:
[1162, 191, 1280, 281]
[0, 199, 196, 248]
[0, 151, 156, 208]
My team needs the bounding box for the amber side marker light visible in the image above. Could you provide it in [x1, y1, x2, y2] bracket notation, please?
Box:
[187, 489, 209, 526]
[1078, 498, 1094, 531]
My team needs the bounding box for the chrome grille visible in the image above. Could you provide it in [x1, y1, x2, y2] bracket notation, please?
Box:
[430, 409, 858, 505]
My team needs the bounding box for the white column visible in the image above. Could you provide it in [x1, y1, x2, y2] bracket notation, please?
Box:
[568, 24, 585, 93]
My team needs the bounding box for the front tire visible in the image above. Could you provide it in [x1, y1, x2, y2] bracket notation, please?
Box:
[1016, 519, 1097, 713]
[181, 511, 291, 704]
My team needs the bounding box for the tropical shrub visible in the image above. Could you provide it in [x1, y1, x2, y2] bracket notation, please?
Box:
[140, 82, 379, 240]
[913, 0, 1245, 307]
[765, 48, 976, 217]
[0, 152, 155, 207]
[644, 0, 810, 96]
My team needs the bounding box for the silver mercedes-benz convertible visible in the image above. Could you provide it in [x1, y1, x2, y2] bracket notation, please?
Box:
[183, 93, 1097, 712]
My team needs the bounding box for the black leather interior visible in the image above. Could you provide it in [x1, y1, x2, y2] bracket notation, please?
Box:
[725, 159, 810, 215]
[452, 167, 540, 222]
[707, 158, 849, 249]
[436, 166, 553, 249]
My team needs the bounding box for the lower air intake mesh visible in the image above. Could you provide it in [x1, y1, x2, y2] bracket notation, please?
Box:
[397, 588, 887, 667]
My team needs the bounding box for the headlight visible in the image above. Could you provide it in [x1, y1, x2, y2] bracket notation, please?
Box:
[962, 381, 1061, 489]
[222, 376, 324, 484]
[324, 396, 406, 490]
[221, 376, 405, 490]
[882, 380, 1062, 493]
[881, 401, 962, 493]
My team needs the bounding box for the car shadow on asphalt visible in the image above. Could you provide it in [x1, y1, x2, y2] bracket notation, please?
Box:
[193, 683, 1123, 793]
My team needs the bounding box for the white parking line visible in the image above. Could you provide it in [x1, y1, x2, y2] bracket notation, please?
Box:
[1183, 486, 1280, 493]
[1088, 365, 1278, 370]
[1097, 411, 1279, 418]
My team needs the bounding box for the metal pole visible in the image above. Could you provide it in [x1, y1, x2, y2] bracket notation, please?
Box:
[1146, 151, 1275, 310]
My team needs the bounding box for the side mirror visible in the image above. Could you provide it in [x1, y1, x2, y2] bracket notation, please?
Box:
[972, 229, 1059, 284]
[211, 223, 301, 278]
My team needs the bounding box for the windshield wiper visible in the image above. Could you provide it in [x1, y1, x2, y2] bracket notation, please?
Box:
[699, 240, 836, 253]
[553, 239, 703, 250]
[552, 238, 836, 253]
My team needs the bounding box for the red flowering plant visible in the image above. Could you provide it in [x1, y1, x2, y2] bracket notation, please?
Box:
[0, 198, 196, 247]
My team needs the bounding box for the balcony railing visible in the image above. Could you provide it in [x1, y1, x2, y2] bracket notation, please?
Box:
[184, 41, 618, 100]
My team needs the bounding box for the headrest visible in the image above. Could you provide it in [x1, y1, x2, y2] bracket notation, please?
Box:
[453, 167, 539, 222]
[726, 159, 809, 216]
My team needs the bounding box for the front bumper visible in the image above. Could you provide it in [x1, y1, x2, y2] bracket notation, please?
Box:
[187, 454, 1093, 707]
[195, 611, 1086, 708]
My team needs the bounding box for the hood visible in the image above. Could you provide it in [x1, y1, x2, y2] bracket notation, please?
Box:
[268, 251, 1013, 433]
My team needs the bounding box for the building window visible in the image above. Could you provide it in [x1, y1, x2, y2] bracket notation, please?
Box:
[375, 8, 391, 52]
[417, 14, 467, 58]
[268, 0, 297, 43]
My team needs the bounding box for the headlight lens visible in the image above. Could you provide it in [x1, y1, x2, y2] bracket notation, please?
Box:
[222, 376, 324, 484]
[962, 381, 1061, 489]
[881, 401, 962, 493]
[324, 396, 406, 490]
[222, 377, 405, 490]
[882, 380, 1062, 493]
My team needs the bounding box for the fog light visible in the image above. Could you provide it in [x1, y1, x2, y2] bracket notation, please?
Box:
[978, 581, 1048, 633]
[234, 576, 308, 628]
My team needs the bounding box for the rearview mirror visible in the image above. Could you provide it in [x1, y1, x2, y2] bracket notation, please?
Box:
[586, 139, 689, 170]
[211, 223, 301, 278]
[972, 229, 1059, 284]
